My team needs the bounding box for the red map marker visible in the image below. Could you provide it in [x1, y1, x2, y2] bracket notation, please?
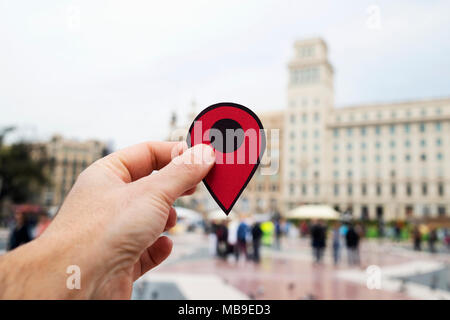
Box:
[187, 102, 266, 215]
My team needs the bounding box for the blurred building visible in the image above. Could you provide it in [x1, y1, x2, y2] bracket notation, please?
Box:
[285, 38, 450, 221]
[36, 135, 108, 210]
[169, 38, 450, 221]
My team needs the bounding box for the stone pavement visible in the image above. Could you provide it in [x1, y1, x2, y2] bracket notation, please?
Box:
[133, 233, 450, 300]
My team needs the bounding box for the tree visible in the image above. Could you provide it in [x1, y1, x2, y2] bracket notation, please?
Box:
[0, 128, 49, 204]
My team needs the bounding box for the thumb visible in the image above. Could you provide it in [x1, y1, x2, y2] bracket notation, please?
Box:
[141, 144, 215, 204]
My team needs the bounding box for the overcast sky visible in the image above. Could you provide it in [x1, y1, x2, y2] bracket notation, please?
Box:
[1, 0, 450, 149]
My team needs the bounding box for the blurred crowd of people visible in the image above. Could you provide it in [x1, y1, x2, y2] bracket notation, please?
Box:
[203, 216, 450, 268]
[5, 209, 51, 251]
[308, 220, 363, 266]
[207, 219, 265, 263]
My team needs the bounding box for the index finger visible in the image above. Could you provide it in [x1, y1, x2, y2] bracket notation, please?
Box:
[97, 141, 186, 183]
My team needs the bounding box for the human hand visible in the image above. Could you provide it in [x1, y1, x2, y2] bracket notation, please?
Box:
[0, 141, 215, 299]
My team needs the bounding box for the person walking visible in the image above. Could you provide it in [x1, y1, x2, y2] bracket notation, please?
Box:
[7, 212, 32, 251]
[428, 228, 438, 253]
[274, 219, 282, 250]
[227, 219, 239, 261]
[251, 222, 263, 263]
[236, 219, 249, 261]
[310, 220, 326, 264]
[215, 221, 228, 259]
[331, 222, 341, 266]
[413, 226, 422, 251]
[345, 224, 360, 266]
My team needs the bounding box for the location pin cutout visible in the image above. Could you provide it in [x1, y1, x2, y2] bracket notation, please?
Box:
[187, 102, 266, 215]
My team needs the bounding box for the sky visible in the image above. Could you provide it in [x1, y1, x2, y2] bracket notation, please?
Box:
[1, 0, 450, 149]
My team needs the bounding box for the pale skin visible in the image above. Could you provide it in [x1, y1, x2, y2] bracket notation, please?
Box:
[0, 141, 215, 299]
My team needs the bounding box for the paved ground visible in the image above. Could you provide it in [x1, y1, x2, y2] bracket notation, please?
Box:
[133, 233, 450, 300]
[1, 228, 448, 299]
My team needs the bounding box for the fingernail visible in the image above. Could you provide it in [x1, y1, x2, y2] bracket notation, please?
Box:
[191, 144, 215, 165]
[201, 144, 216, 165]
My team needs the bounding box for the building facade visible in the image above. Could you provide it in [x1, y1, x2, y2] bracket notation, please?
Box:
[284, 38, 450, 221]
[170, 38, 450, 221]
[36, 135, 108, 209]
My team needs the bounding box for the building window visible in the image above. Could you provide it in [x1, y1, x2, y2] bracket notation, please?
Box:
[347, 184, 353, 196]
[419, 123, 425, 132]
[437, 153, 443, 161]
[347, 128, 353, 137]
[333, 170, 339, 178]
[361, 155, 367, 163]
[375, 155, 381, 163]
[347, 143, 352, 150]
[390, 125, 395, 134]
[361, 184, 367, 196]
[405, 140, 411, 147]
[391, 183, 396, 196]
[361, 127, 367, 136]
[302, 114, 307, 123]
[420, 139, 426, 147]
[361, 142, 367, 149]
[405, 154, 411, 162]
[406, 183, 412, 196]
[375, 126, 381, 135]
[436, 122, 442, 131]
[438, 183, 444, 196]
[390, 140, 395, 148]
[422, 183, 427, 196]
[302, 184, 307, 195]
[404, 123, 410, 132]
[375, 141, 381, 149]
[334, 143, 339, 151]
[347, 170, 353, 178]
[420, 154, 427, 161]
[334, 184, 339, 196]
[289, 184, 295, 195]
[314, 112, 320, 122]
[436, 138, 442, 146]
[333, 157, 339, 164]
[290, 114, 296, 123]
[376, 183, 382, 196]
[314, 184, 319, 196]
[390, 154, 396, 162]
[333, 128, 339, 137]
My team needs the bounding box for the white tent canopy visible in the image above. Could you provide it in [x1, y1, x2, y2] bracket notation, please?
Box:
[285, 205, 340, 220]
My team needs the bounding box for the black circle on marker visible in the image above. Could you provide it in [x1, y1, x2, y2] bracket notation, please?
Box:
[209, 118, 244, 153]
